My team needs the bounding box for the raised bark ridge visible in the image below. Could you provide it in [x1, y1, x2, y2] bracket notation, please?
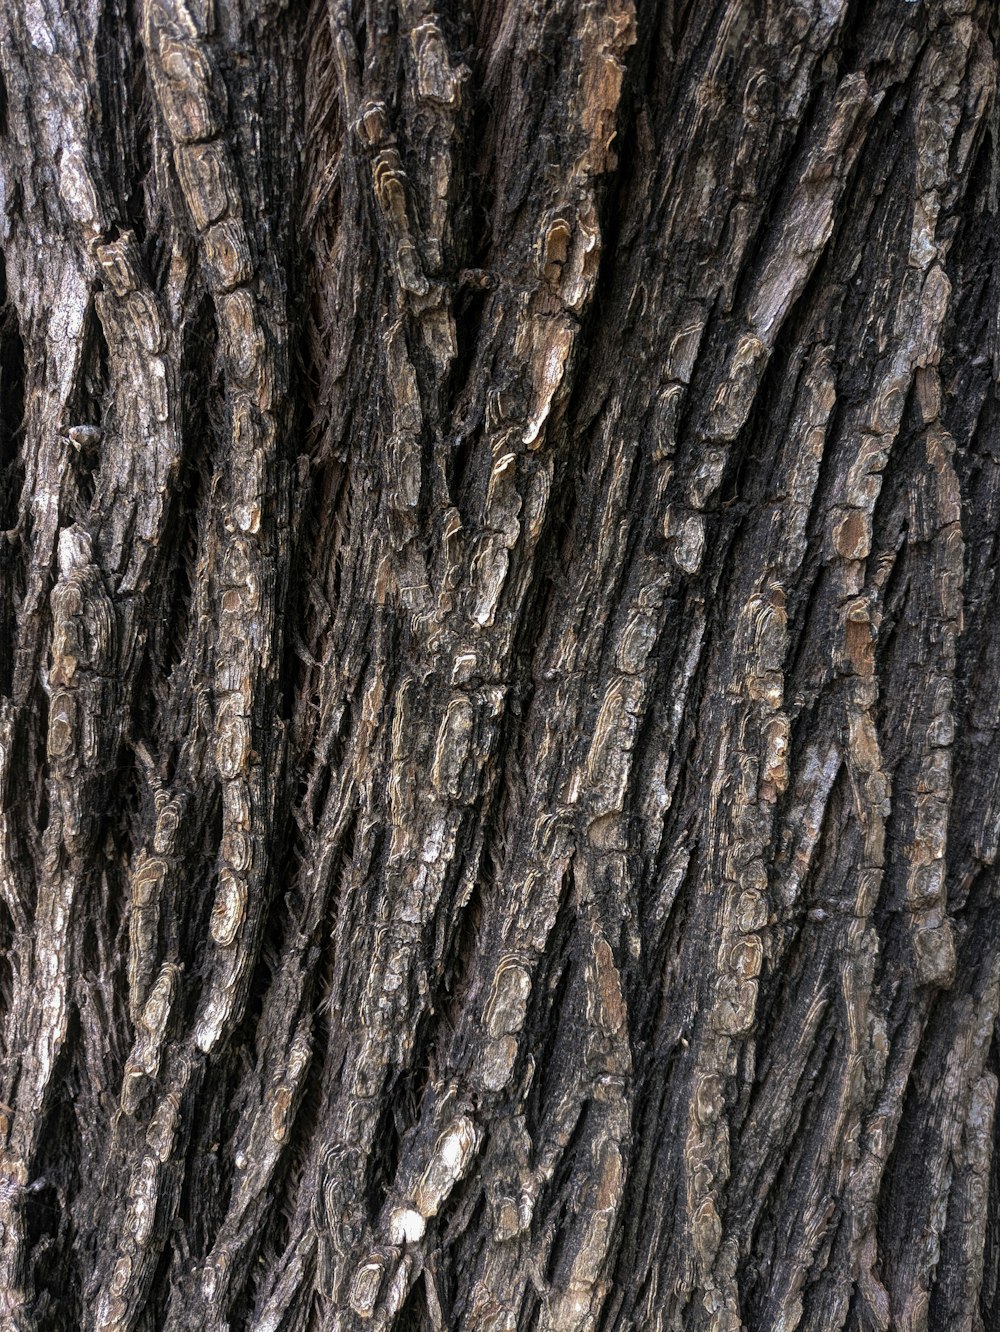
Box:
[0, 1, 998, 1330]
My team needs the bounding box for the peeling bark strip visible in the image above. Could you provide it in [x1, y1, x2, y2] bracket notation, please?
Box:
[1, 0, 999, 1328]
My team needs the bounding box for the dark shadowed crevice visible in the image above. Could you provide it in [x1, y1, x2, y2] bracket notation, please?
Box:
[523, 885, 579, 1132]
[980, 1025, 1000, 1328]
[175, 1057, 238, 1257]
[141, 297, 218, 759]
[391, 1276, 432, 1332]
[30, 1014, 84, 1332]
[0, 256, 26, 699]
[176, 790, 224, 1021]
[95, 0, 151, 245]
[64, 301, 110, 524]
[444, 282, 491, 497]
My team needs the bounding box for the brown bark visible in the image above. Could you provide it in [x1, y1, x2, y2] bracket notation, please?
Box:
[0, 1, 998, 1329]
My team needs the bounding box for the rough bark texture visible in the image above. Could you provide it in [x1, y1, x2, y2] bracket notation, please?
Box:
[1, 0, 999, 1329]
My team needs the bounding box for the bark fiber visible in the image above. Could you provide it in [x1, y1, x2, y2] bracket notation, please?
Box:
[0, 0, 999, 1329]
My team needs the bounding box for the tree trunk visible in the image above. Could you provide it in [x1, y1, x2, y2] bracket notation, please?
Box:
[1, 0, 998, 1328]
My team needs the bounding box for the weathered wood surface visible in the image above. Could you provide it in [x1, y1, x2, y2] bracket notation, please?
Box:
[0, 0, 998, 1328]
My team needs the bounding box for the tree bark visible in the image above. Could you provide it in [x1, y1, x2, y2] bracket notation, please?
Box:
[1, 0, 998, 1328]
